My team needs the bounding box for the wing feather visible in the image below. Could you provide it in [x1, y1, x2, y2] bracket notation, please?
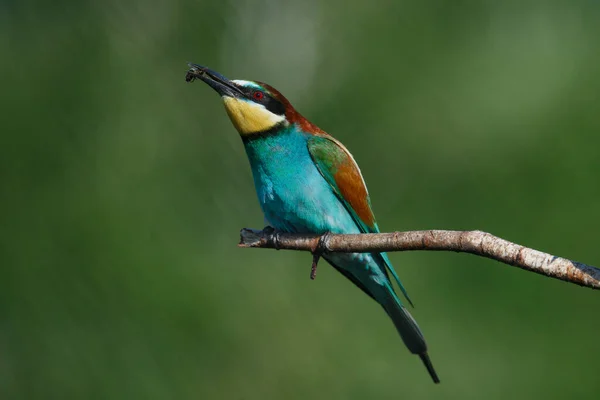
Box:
[307, 134, 414, 306]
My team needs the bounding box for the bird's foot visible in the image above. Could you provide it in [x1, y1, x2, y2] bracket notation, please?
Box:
[310, 231, 333, 280]
[262, 226, 282, 250]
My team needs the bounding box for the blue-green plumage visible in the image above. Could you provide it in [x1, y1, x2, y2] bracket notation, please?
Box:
[244, 126, 359, 234]
[244, 125, 439, 383]
[188, 64, 440, 383]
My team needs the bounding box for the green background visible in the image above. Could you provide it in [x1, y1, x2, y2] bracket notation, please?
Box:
[2, 1, 599, 399]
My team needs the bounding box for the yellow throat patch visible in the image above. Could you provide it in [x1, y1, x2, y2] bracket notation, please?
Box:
[222, 97, 285, 135]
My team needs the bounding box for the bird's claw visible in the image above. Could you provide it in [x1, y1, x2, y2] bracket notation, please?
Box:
[311, 231, 332, 280]
[263, 226, 281, 250]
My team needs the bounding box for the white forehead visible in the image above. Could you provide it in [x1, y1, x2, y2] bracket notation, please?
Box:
[232, 80, 263, 90]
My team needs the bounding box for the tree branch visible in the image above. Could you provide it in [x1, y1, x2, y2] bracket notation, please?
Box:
[239, 228, 600, 290]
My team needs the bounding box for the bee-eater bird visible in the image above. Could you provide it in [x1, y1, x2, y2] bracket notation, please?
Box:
[186, 64, 439, 383]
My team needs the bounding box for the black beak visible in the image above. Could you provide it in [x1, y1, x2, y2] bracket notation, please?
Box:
[185, 63, 245, 98]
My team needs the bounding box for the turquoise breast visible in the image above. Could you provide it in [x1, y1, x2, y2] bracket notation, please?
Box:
[243, 126, 360, 235]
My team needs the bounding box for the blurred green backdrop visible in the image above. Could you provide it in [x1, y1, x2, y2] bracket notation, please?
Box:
[2, 1, 599, 399]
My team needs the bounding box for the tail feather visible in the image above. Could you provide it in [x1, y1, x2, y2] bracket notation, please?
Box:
[384, 293, 440, 384]
[419, 353, 440, 384]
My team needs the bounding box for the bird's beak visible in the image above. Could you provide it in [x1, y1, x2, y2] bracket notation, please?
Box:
[185, 63, 244, 99]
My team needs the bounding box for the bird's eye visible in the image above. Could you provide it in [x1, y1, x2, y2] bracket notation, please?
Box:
[253, 91, 264, 100]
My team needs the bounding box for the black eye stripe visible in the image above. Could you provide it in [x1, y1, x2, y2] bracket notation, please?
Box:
[243, 87, 285, 116]
[265, 97, 285, 116]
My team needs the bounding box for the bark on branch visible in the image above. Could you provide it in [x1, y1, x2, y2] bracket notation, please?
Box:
[239, 228, 600, 290]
